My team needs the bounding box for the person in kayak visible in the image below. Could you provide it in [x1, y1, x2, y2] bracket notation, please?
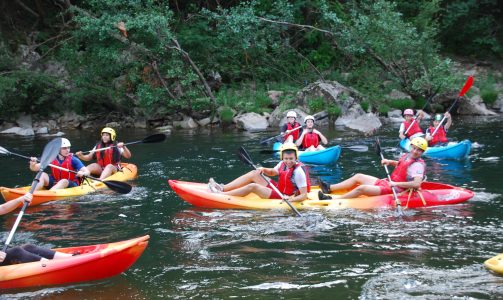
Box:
[76, 127, 131, 180]
[426, 112, 452, 146]
[295, 115, 328, 151]
[0, 193, 73, 266]
[208, 143, 311, 202]
[29, 138, 90, 190]
[399, 109, 425, 140]
[319, 137, 427, 199]
[281, 111, 303, 143]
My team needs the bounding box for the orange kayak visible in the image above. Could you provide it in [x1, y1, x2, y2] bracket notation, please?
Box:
[1, 163, 137, 206]
[168, 180, 474, 210]
[0, 235, 149, 289]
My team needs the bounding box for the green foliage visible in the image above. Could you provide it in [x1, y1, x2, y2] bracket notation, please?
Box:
[219, 106, 235, 125]
[327, 103, 341, 118]
[308, 97, 326, 113]
[360, 101, 370, 112]
[378, 104, 391, 115]
[481, 90, 498, 105]
[216, 85, 272, 113]
[389, 98, 415, 111]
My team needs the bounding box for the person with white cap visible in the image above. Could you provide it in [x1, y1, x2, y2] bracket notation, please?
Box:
[426, 112, 452, 146]
[295, 115, 328, 151]
[29, 138, 90, 190]
[281, 111, 303, 143]
[398, 108, 425, 140]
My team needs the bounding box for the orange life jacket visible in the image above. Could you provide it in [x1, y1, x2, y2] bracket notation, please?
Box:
[302, 131, 320, 148]
[390, 153, 425, 182]
[277, 162, 311, 195]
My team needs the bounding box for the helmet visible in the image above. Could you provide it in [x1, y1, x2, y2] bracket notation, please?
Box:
[403, 109, 414, 116]
[61, 138, 71, 148]
[101, 127, 116, 141]
[286, 111, 297, 119]
[279, 142, 298, 160]
[304, 115, 315, 123]
[434, 113, 443, 121]
[410, 137, 428, 151]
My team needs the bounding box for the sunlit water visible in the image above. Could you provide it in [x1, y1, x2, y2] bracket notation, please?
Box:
[0, 116, 502, 299]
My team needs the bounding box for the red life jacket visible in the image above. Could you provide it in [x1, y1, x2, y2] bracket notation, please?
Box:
[283, 122, 301, 142]
[403, 120, 423, 138]
[302, 131, 319, 148]
[390, 153, 426, 182]
[50, 154, 77, 183]
[94, 142, 121, 168]
[277, 162, 311, 196]
[428, 126, 448, 146]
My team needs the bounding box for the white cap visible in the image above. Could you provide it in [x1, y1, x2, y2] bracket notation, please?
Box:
[61, 138, 71, 148]
[304, 115, 315, 123]
[286, 111, 297, 118]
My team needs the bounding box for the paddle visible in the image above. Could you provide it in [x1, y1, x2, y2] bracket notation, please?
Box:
[237, 146, 302, 217]
[80, 133, 167, 155]
[374, 137, 403, 217]
[431, 76, 474, 137]
[260, 126, 302, 145]
[260, 144, 368, 154]
[399, 86, 441, 140]
[0, 146, 132, 194]
[2, 138, 61, 252]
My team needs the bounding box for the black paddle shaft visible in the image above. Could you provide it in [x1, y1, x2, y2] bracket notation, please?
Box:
[375, 138, 403, 216]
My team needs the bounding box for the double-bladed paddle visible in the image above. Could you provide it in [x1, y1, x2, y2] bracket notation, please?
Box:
[260, 126, 302, 145]
[431, 76, 474, 137]
[375, 137, 403, 217]
[2, 138, 61, 252]
[0, 146, 132, 194]
[237, 146, 302, 217]
[260, 144, 368, 154]
[80, 133, 166, 155]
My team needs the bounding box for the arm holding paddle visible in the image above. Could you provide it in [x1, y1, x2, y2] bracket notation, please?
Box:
[0, 194, 32, 215]
[380, 159, 422, 190]
[256, 167, 308, 202]
[399, 110, 425, 140]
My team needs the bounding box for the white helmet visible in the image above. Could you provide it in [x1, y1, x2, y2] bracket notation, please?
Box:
[286, 111, 297, 118]
[61, 138, 71, 148]
[304, 115, 315, 123]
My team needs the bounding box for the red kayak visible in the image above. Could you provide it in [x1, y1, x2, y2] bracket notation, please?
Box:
[168, 180, 474, 210]
[0, 235, 149, 289]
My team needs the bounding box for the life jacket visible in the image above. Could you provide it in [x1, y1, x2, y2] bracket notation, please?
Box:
[277, 162, 311, 196]
[50, 154, 77, 183]
[283, 122, 301, 142]
[302, 131, 319, 149]
[390, 153, 426, 182]
[403, 120, 423, 138]
[93, 142, 121, 168]
[428, 126, 448, 146]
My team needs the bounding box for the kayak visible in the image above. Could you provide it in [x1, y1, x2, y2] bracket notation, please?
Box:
[484, 253, 503, 275]
[0, 235, 149, 289]
[272, 142, 341, 164]
[1, 163, 137, 206]
[168, 180, 474, 211]
[400, 139, 471, 160]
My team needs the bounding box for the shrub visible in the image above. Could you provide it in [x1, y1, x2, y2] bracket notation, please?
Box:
[481, 90, 498, 105]
[219, 106, 235, 125]
[327, 103, 341, 118]
[389, 98, 415, 111]
[378, 104, 390, 115]
[360, 101, 370, 112]
[308, 97, 326, 113]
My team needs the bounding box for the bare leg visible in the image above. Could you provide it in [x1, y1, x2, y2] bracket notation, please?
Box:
[34, 172, 50, 191]
[285, 135, 294, 143]
[86, 163, 103, 177]
[99, 165, 118, 180]
[223, 170, 268, 192]
[329, 173, 379, 192]
[50, 179, 70, 190]
[339, 185, 382, 199]
[222, 183, 273, 198]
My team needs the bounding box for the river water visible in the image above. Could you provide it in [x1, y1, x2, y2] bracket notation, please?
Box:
[1, 116, 502, 299]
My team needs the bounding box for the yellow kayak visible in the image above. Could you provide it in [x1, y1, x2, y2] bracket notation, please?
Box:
[484, 253, 503, 275]
[1, 163, 137, 206]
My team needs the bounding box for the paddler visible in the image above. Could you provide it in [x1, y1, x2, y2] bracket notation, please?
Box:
[281, 111, 303, 143]
[29, 138, 90, 190]
[426, 112, 452, 146]
[295, 115, 328, 151]
[208, 143, 311, 202]
[319, 137, 428, 199]
[0, 193, 72, 265]
[399, 109, 425, 140]
[76, 127, 131, 179]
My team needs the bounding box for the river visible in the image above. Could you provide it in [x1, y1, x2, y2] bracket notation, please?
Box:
[1, 116, 502, 299]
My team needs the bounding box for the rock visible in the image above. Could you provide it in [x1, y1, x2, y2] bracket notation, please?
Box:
[36, 127, 48, 134]
[234, 112, 269, 132]
[267, 90, 283, 106]
[59, 111, 84, 129]
[16, 114, 33, 129]
[44, 61, 69, 79]
[173, 117, 198, 129]
[388, 89, 412, 100]
[458, 95, 498, 115]
[196, 117, 217, 127]
[491, 94, 503, 112]
[106, 121, 121, 128]
[134, 119, 148, 129]
[337, 113, 382, 134]
[387, 109, 402, 118]
[18, 45, 41, 69]
[155, 125, 172, 133]
[1, 126, 35, 136]
[334, 106, 366, 126]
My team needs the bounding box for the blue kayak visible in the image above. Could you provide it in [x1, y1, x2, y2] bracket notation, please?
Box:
[273, 142, 341, 164]
[399, 139, 471, 160]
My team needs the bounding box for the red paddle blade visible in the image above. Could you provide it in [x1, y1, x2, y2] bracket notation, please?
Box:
[458, 76, 474, 97]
